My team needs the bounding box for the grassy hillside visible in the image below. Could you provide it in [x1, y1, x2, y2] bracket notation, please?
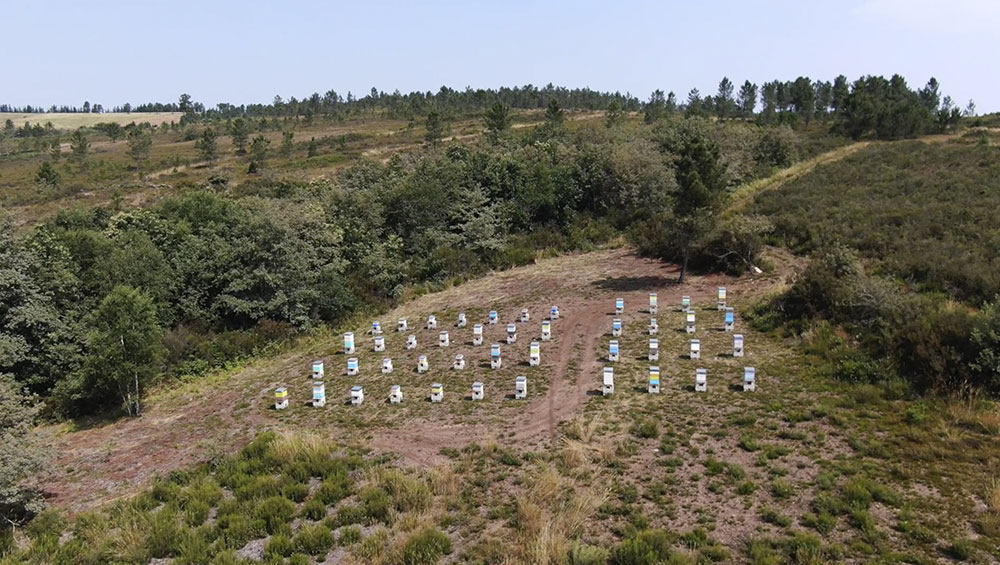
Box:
[751, 131, 1000, 303]
[7, 248, 998, 563]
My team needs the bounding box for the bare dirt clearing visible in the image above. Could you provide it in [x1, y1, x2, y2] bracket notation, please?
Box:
[38, 247, 787, 513]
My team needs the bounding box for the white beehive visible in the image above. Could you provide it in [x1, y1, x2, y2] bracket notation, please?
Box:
[374, 335, 385, 352]
[406, 334, 418, 350]
[382, 358, 393, 374]
[417, 355, 429, 373]
[529, 341, 540, 367]
[649, 292, 658, 315]
[681, 295, 691, 311]
[312, 381, 326, 407]
[488, 310, 498, 325]
[649, 318, 659, 335]
[648, 367, 660, 394]
[439, 331, 450, 347]
[734, 334, 745, 358]
[372, 321, 382, 335]
[397, 318, 408, 332]
[602, 367, 614, 396]
[615, 297, 624, 315]
[311, 360, 324, 380]
[718, 287, 727, 310]
[430, 383, 444, 403]
[471, 381, 484, 401]
[725, 308, 735, 332]
[649, 338, 659, 361]
[347, 357, 359, 376]
[690, 339, 701, 360]
[351, 385, 364, 406]
[743, 367, 757, 392]
[344, 332, 355, 354]
[612, 318, 623, 337]
[541, 320, 552, 341]
[695, 368, 707, 392]
[427, 315, 437, 330]
[453, 353, 466, 370]
[275, 387, 289, 410]
[473, 324, 484, 346]
[609, 340, 620, 362]
[389, 385, 403, 404]
[550, 305, 560, 319]
[686, 311, 696, 334]
[521, 308, 530, 322]
[490, 343, 502, 369]
[506, 323, 517, 344]
[515, 376, 527, 399]
[457, 312, 467, 328]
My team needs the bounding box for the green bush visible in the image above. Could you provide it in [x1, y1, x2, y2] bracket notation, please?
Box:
[630, 419, 659, 439]
[338, 524, 362, 546]
[300, 498, 327, 521]
[253, 496, 296, 534]
[568, 541, 610, 565]
[293, 524, 335, 556]
[265, 533, 294, 558]
[399, 527, 453, 564]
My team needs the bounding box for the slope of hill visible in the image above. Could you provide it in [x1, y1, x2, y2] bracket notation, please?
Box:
[12, 246, 998, 563]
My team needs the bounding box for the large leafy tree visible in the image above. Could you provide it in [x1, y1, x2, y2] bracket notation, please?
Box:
[82, 286, 164, 416]
[0, 373, 46, 531]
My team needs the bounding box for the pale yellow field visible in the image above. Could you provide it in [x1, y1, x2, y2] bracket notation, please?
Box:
[0, 112, 185, 129]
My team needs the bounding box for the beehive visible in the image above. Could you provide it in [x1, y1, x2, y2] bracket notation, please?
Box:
[695, 368, 707, 392]
[374, 335, 385, 352]
[439, 331, 450, 347]
[490, 343, 502, 369]
[690, 339, 701, 360]
[347, 357, 359, 376]
[312, 381, 326, 407]
[397, 318, 408, 332]
[389, 385, 403, 404]
[473, 324, 484, 346]
[521, 308, 530, 322]
[417, 355, 429, 373]
[717, 287, 727, 310]
[612, 318, 623, 337]
[430, 383, 444, 403]
[733, 334, 745, 358]
[681, 295, 691, 311]
[457, 312, 467, 328]
[649, 292, 658, 315]
[506, 323, 517, 344]
[406, 334, 418, 350]
[724, 307, 735, 332]
[382, 358, 393, 374]
[488, 310, 498, 325]
[471, 381, 484, 401]
[649, 318, 659, 335]
[529, 341, 540, 367]
[344, 332, 355, 354]
[453, 353, 466, 370]
[743, 367, 757, 392]
[515, 376, 527, 399]
[311, 361, 324, 380]
[602, 367, 614, 396]
[427, 315, 437, 330]
[686, 311, 696, 334]
[351, 385, 364, 405]
[615, 297, 624, 315]
[372, 320, 382, 335]
[648, 367, 660, 394]
[609, 340, 620, 362]
[649, 338, 659, 361]
[550, 305, 560, 319]
[274, 387, 289, 410]
[541, 320, 552, 341]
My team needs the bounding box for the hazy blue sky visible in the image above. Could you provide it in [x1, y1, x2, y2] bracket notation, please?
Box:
[5, 0, 999, 111]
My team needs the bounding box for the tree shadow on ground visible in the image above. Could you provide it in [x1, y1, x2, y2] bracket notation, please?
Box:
[590, 276, 678, 292]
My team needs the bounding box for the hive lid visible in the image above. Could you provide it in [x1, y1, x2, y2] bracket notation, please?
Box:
[351, 385, 363, 392]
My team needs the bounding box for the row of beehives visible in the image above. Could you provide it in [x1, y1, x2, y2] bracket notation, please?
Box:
[310, 338, 545, 379]
[602, 365, 758, 395]
[608, 333, 746, 361]
[274, 375, 531, 408]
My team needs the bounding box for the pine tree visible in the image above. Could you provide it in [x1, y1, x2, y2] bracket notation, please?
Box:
[544, 98, 565, 127]
[426, 111, 447, 145]
[737, 81, 758, 117]
[195, 128, 219, 162]
[715, 77, 735, 120]
[70, 129, 89, 163]
[230, 118, 249, 155]
[280, 131, 294, 157]
[483, 102, 510, 141]
[248, 135, 270, 173]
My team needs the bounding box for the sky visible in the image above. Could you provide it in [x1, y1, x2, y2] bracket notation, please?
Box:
[4, 0, 999, 112]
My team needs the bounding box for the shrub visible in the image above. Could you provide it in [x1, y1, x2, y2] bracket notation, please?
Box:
[301, 498, 327, 521]
[359, 487, 393, 524]
[265, 533, 294, 558]
[568, 541, 609, 565]
[760, 507, 792, 528]
[771, 479, 795, 499]
[630, 419, 659, 439]
[399, 527, 453, 564]
[293, 524, 335, 556]
[316, 474, 353, 505]
[253, 496, 296, 534]
[338, 525, 362, 546]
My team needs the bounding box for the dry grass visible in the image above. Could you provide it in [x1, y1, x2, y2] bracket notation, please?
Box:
[988, 478, 1000, 513]
[0, 112, 184, 129]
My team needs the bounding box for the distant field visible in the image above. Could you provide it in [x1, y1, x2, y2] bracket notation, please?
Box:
[0, 111, 185, 129]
